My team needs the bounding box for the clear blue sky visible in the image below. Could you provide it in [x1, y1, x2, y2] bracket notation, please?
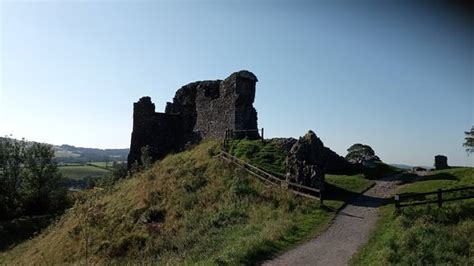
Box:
[1, 1, 472, 167]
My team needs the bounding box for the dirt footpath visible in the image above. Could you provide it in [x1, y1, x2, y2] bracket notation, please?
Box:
[264, 175, 401, 266]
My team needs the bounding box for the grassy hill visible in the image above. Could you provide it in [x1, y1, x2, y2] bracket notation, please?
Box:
[54, 144, 129, 164]
[351, 167, 474, 265]
[0, 141, 373, 265]
[0, 137, 128, 164]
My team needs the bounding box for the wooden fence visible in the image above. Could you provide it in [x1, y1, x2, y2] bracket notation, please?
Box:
[220, 151, 323, 203]
[394, 186, 474, 211]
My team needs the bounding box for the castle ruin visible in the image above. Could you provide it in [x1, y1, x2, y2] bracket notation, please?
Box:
[434, 155, 449, 170]
[128, 70, 260, 167]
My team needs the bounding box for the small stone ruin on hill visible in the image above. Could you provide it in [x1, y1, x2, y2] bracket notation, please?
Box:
[434, 155, 449, 170]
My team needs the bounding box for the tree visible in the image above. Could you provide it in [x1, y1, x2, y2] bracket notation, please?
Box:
[22, 143, 67, 214]
[0, 137, 67, 219]
[464, 126, 474, 154]
[0, 137, 26, 219]
[345, 143, 380, 164]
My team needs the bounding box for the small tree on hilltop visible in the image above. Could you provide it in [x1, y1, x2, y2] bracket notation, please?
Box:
[464, 126, 474, 154]
[345, 143, 380, 164]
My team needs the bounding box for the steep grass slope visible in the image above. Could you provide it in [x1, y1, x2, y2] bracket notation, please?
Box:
[0, 141, 373, 265]
[351, 167, 474, 265]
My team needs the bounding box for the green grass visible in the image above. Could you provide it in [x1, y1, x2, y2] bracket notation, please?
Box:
[228, 139, 287, 175]
[324, 174, 375, 210]
[326, 174, 374, 194]
[351, 167, 474, 265]
[59, 165, 110, 180]
[1, 141, 374, 265]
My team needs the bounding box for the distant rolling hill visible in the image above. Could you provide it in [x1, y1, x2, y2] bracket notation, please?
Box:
[1, 137, 129, 163]
[1, 137, 128, 186]
[53, 144, 129, 163]
[389, 163, 434, 170]
[389, 164, 413, 170]
[53, 144, 129, 188]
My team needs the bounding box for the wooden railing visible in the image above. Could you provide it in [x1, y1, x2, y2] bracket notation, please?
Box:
[220, 151, 323, 203]
[394, 186, 474, 211]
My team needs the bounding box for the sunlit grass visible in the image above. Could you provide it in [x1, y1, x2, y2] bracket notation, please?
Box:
[1, 141, 374, 265]
[351, 167, 474, 265]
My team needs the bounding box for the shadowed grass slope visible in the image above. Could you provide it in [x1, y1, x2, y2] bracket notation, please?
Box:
[351, 167, 474, 265]
[0, 141, 373, 265]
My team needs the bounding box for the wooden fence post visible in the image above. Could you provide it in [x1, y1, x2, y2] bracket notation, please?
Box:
[261, 128, 264, 141]
[438, 189, 442, 208]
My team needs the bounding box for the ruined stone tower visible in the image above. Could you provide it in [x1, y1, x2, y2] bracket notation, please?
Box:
[434, 155, 449, 170]
[128, 70, 259, 167]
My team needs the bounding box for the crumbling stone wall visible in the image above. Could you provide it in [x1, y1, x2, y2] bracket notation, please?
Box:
[284, 130, 361, 189]
[128, 97, 181, 168]
[286, 131, 326, 189]
[273, 136, 357, 176]
[128, 70, 259, 167]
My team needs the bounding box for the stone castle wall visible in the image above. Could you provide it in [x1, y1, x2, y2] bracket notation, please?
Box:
[128, 70, 259, 167]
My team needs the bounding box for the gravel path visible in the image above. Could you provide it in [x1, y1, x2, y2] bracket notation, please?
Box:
[264, 175, 401, 266]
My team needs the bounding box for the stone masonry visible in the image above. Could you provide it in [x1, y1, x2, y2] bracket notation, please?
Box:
[128, 70, 260, 168]
[434, 155, 449, 170]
